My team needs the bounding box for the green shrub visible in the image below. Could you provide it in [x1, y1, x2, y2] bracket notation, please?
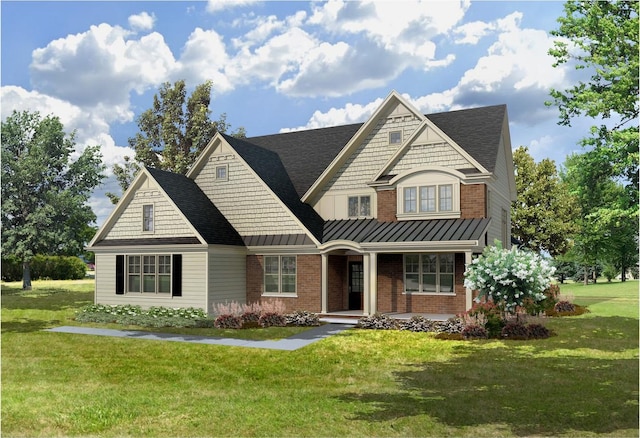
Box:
[1, 255, 86, 281]
[1, 255, 23, 281]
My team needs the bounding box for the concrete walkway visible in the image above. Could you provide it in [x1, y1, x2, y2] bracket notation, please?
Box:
[46, 323, 352, 351]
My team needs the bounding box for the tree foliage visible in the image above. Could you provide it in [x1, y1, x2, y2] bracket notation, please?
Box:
[511, 146, 578, 256]
[1, 110, 105, 289]
[548, 0, 639, 195]
[107, 80, 245, 203]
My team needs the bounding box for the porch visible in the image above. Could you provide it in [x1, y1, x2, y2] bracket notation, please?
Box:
[319, 310, 457, 325]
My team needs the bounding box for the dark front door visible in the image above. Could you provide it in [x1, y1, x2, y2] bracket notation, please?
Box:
[348, 262, 364, 310]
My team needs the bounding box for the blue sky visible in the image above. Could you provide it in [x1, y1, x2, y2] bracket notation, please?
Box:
[1, 0, 596, 225]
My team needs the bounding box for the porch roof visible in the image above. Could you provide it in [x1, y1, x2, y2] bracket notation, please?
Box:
[322, 218, 491, 244]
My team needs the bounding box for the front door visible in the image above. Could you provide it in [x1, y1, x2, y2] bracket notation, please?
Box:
[348, 262, 364, 310]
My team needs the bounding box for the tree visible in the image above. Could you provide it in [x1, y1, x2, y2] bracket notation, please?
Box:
[1, 110, 105, 289]
[107, 80, 245, 203]
[548, 0, 639, 197]
[511, 146, 578, 256]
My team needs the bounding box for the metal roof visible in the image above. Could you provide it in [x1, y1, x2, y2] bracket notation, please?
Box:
[322, 218, 491, 244]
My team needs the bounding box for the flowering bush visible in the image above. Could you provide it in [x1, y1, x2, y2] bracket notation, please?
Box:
[464, 242, 556, 315]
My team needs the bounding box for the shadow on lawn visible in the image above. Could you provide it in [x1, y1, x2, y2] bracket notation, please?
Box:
[1, 318, 62, 333]
[339, 318, 639, 436]
[1, 288, 92, 312]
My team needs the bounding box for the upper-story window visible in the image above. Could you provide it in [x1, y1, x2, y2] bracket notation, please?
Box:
[348, 196, 371, 218]
[396, 170, 461, 220]
[142, 204, 154, 232]
[389, 130, 402, 145]
[215, 164, 228, 181]
[403, 184, 453, 214]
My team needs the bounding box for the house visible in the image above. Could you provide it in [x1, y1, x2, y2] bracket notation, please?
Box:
[87, 91, 516, 317]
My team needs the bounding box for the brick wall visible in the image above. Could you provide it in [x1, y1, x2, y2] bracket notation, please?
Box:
[377, 189, 397, 222]
[246, 254, 322, 313]
[460, 184, 486, 219]
[376, 253, 468, 314]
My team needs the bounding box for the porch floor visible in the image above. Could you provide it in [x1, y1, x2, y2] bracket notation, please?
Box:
[319, 310, 456, 325]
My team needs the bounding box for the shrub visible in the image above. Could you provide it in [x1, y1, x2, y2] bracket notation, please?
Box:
[554, 300, 576, 313]
[462, 324, 488, 340]
[464, 242, 556, 315]
[258, 312, 287, 328]
[2, 255, 87, 281]
[501, 321, 530, 340]
[527, 323, 552, 339]
[214, 314, 243, 329]
[241, 311, 261, 325]
[1, 255, 23, 282]
[285, 310, 320, 327]
[465, 301, 505, 338]
[432, 317, 465, 334]
[398, 315, 436, 332]
[75, 304, 213, 328]
[357, 313, 398, 330]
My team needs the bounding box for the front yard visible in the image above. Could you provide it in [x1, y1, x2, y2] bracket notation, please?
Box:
[1, 279, 638, 437]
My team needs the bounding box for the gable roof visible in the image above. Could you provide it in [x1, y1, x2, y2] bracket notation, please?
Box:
[220, 134, 325, 241]
[144, 167, 244, 246]
[246, 103, 507, 198]
[245, 123, 362, 198]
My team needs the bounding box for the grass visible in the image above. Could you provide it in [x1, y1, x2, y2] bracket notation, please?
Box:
[2, 279, 638, 437]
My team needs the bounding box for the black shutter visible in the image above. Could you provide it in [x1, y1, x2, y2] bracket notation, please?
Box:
[172, 254, 182, 297]
[115, 255, 125, 294]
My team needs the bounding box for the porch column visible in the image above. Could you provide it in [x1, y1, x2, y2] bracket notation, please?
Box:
[321, 253, 328, 314]
[363, 253, 371, 315]
[465, 251, 473, 310]
[369, 252, 378, 314]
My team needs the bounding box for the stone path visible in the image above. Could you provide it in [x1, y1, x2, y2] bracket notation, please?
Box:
[46, 323, 352, 351]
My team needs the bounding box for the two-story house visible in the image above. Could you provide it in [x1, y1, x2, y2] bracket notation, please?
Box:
[87, 91, 516, 317]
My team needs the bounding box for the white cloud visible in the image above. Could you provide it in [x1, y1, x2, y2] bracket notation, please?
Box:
[454, 11, 523, 45]
[128, 12, 156, 32]
[176, 28, 233, 93]
[30, 23, 176, 119]
[206, 0, 260, 13]
[280, 98, 384, 131]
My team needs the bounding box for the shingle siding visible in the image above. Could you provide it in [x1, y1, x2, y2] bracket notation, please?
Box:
[389, 142, 473, 174]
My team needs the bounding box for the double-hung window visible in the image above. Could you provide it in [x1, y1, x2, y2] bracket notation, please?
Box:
[264, 256, 296, 294]
[404, 253, 455, 293]
[348, 196, 371, 218]
[127, 254, 171, 294]
[403, 184, 453, 214]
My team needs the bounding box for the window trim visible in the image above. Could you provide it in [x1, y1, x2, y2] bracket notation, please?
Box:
[263, 255, 297, 296]
[348, 195, 372, 218]
[389, 130, 402, 145]
[403, 253, 456, 295]
[397, 182, 460, 220]
[126, 254, 173, 295]
[142, 204, 154, 232]
[215, 164, 228, 181]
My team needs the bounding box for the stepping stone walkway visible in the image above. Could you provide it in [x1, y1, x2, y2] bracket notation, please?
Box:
[46, 323, 352, 351]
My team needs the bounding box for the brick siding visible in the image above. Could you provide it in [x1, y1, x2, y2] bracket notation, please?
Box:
[376, 189, 397, 222]
[460, 184, 486, 219]
[376, 253, 468, 314]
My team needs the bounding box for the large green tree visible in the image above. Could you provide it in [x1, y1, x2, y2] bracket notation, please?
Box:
[511, 146, 578, 256]
[107, 80, 245, 203]
[1, 110, 106, 289]
[548, 0, 639, 197]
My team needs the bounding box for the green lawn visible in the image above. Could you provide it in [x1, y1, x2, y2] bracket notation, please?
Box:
[2, 279, 638, 437]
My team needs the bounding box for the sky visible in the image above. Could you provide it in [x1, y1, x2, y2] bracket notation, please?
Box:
[1, 0, 598, 227]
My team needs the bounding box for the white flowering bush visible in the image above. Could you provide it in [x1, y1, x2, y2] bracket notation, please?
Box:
[463, 242, 556, 315]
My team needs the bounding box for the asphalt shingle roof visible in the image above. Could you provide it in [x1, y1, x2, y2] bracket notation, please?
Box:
[146, 167, 245, 246]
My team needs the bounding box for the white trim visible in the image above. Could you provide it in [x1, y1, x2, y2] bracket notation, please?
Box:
[302, 90, 425, 203]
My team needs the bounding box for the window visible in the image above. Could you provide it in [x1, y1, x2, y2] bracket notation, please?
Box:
[403, 184, 454, 214]
[404, 187, 417, 213]
[216, 165, 228, 181]
[389, 130, 402, 144]
[348, 196, 371, 217]
[127, 254, 171, 294]
[264, 256, 296, 294]
[404, 253, 455, 293]
[142, 204, 154, 232]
